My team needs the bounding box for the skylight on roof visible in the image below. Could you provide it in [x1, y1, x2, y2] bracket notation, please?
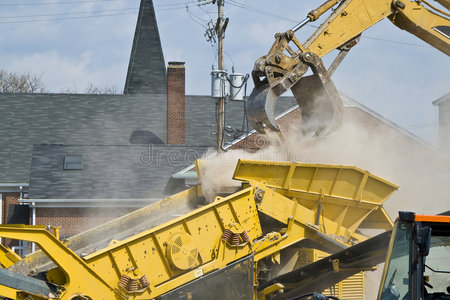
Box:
[64, 155, 82, 170]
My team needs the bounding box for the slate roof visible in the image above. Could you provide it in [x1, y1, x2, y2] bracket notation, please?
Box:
[0, 93, 167, 183]
[28, 145, 207, 199]
[124, 0, 167, 95]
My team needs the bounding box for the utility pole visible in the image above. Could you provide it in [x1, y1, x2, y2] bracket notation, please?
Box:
[216, 0, 226, 153]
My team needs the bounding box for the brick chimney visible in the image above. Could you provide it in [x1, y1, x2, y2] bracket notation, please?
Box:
[167, 62, 186, 145]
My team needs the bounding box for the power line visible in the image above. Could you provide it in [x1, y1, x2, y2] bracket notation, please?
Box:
[186, 6, 209, 29]
[0, 4, 197, 24]
[0, 12, 138, 24]
[0, 8, 138, 19]
[227, 0, 298, 23]
[192, 0, 214, 19]
[0, 2, 193, 19]
[157, 6, 193, 11]
[0, 0, 118, 6]
[156, 1, 191, 6]
[360, 35, 432, 48]
[1, 0, 435, 49]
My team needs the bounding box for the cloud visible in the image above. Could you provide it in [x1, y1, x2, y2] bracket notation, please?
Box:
[2, 50, 125, 92]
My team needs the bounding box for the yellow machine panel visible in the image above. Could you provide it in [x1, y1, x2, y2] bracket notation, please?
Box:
[234, 160, 397, 232]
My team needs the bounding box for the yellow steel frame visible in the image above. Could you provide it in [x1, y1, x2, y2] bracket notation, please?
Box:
[0, 225, 125, 300]
[10, 185, 203, 276]
[81, 185, 262, 299]
[0, 160, 397, 300]
[0, 243, 21, 268]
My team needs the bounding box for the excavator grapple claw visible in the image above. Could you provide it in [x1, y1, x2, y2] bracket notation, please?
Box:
[246, 52, 343, 137]
[291, 73, 343, 137]
[246, 83, 281, 133]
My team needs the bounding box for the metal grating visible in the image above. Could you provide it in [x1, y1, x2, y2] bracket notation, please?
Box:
[297, 248, 365, 299]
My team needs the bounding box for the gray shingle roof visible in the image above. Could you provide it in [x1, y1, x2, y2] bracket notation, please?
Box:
[0, 92, 297, 184]
[0, 93, 167, 183]
[124, 0, 166, 95]
[28, 145, 207, 199]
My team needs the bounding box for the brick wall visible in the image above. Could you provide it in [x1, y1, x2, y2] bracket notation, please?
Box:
[229, 108, 302, 151]
[1, 193, 22, 247]
[167, 62, 185, 144]
[36, 207, 137, 238]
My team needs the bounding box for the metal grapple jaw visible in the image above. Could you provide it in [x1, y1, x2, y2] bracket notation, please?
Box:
[247, 52, 343, 138]
[247, 83, 280, 133]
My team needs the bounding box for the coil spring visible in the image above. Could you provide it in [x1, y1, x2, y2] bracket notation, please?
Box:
[240, 230, 250, 243]
[139, 275, 150, 288]
[128, 278, 139, 292]
[221, 229, 233, 243]
[232, 233, 241, 245]
[118, 274, 131, 290]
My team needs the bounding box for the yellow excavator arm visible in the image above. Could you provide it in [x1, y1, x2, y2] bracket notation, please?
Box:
[306, 0, 450, 56]
[247, 0, 450, 136]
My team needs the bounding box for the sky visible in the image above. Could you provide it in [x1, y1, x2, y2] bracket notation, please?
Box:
[0, 0, 448, 145]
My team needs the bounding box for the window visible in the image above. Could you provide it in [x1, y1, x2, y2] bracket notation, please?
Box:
[380, 221, 411, 299]
[423, 235, 450, 294]
[64, 155, 82, 170]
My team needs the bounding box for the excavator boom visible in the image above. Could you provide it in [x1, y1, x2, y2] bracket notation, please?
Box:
[247, 0, 450, 136]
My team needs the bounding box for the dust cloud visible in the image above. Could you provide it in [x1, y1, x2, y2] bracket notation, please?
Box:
[198, 107, 450, 298]
[200, 109, 449, 214]
[198, 130, 305, 202]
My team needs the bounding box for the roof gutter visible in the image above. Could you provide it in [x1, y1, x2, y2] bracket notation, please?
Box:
[0, 183, 29, 187]
[0, 183, 29, 193]
[20, 198, 161, 208]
